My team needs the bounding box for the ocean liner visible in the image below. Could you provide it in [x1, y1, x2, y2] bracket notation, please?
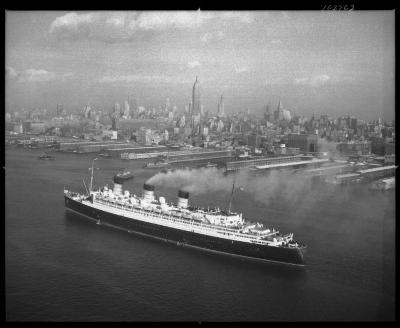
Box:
[64, 162, 306, 266]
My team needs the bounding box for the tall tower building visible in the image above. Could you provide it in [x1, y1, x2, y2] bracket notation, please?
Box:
[217, 95, 225, 117]
[165, 98, 171, 112]
[128, 96, 137, 117]
[84, 105, 92, 119]
[56, 104, 63, 117]
[274, 99, 284, 121]
[264, 104, 271, 122]
[192, 76, 201, 116]
[114, 102, 121, 116]
[111, 116, 118, 130]
[123, 100, 130, 119]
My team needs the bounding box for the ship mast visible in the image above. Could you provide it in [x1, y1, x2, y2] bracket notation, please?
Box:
[227, 174, 236, 214]
[89, 158, 98, 193]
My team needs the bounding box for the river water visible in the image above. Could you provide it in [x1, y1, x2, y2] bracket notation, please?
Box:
[5, 147, 395, 321]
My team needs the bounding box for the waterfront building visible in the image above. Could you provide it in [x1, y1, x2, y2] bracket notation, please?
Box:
[57, 140, 129, 152]
[357, 165, 396, 180]
[13, 123, 23, 134]
[226, 155, 315, 172]
[107, 145, 167, 158]
[136, 128, 153, 146]
[247, 133, 262, 149]
[384, 142, 395, 155]
[384, 154, 395, 165]
[336, 141, 371, 156]
[287, 133, 318, 153]
[370, 137, 385, 156]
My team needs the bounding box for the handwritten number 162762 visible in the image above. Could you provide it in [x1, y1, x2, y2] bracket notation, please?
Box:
[323, 4, 355, 10]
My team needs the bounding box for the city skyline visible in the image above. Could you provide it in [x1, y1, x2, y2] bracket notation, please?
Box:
[6, 10, 395, 121]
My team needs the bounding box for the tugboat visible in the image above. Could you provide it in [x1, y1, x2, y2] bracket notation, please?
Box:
[114, 169, 134, 180]
[38, 152, 55, 160]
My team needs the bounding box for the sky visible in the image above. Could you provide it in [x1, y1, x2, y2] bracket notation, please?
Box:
[5, 10, 395, 121]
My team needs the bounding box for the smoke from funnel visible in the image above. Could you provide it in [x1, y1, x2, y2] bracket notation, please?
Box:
[146, 166, 315, 207]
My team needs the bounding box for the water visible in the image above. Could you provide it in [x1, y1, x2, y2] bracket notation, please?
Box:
[5, 147, 395, 321]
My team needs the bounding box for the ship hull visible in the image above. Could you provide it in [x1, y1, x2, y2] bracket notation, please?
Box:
[65, 196, 305, 266]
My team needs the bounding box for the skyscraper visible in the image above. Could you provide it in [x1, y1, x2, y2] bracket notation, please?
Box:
[114, 102, 121, 116]
[274, 99, 284, 121]
[165, 98, 171, 112]
[56, 104, 63, 117]
[264, 104, 271, 122]
[128, 96, 137, 118]
[192, 76, 201, 116]
[217, 95, 225, 117]
[84, 105, 91, 119]
[123, 100, 130, 119]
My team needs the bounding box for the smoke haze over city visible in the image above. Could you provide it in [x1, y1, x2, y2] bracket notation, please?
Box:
[6, 10, 395, 121]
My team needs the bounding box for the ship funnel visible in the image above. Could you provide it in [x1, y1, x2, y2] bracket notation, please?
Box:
[143, 183, 155, 202]
[113, 176, 124, 195]
[177, 190, 189, 208]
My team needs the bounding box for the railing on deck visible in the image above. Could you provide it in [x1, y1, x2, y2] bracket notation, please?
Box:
[92, 197, 273, 245]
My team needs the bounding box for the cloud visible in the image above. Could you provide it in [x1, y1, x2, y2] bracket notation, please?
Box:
[135, 11, 211, 30]
[6, 66, 18, 78]
[98, 74, 173, 83]
[187, 60, 201, 69]
[6, 66, 74, 82]
[105, 13, 126, 27]
[49, 12, 138, 42]
[49, 11, 254, 42]
[219, 12, 254, 24]
[265, 77, 286, 86]
[50, 12, 96, 33]
[98, 73, 214, 85]
[234, 64, 248, 73]
[200, 30, 225, 43]
[271, 39, 283, 44]
[294, 74, 331, 87]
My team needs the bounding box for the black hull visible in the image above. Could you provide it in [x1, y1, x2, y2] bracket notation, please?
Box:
[65, 196, 305, 266]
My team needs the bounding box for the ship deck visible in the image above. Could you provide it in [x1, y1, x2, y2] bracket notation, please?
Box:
[89, 197, 283, 246]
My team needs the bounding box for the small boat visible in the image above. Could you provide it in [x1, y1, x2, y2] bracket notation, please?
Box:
[38, 153, 55, 160]
[115, 169, 134, 180]
[99, 153, 111, 158]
